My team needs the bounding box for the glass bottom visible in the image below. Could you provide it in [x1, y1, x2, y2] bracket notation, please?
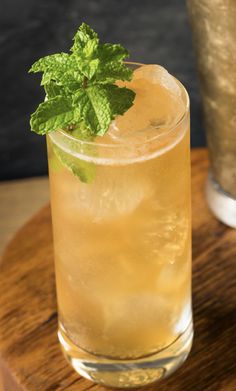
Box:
[58, 321, 193, 388]
[206, 173, 236, 228]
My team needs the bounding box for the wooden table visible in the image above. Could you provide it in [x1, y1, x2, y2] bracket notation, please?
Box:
[0, 177, 49, 255]
[1, 149, 236, 391]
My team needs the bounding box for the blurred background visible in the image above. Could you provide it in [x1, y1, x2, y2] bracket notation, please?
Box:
[0, 0, 205, 181]
[0, 0, 208, 255]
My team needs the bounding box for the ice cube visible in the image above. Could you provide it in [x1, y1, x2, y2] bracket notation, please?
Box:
[107, 64, 185, 143]
[134, 64, 182, 97]
[75, 168, 152, 222]
[102, 292, 177, 353]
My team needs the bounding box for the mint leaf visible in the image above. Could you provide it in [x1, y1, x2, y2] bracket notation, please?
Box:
[30, 53, 83, 90]
[44, 82, 66, 99]
[71, 27, 99, 79]
[52, 143, 95, 183]
[73, 84, 135, 135]
[100, 84, 135, 121]
[76, 57, 99, 80]
[48, 135, 96, 183]
[98, 43, 129, 62]
[30, 53, 70, 73]
[95, 62, 133, 83]
[70, 24, 100, 80]
[30, 96, 79, 135]
[93, 44, 132, 83]
[71, 23, 99, 53]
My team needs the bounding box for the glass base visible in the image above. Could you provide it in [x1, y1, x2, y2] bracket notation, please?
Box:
[206, 173, 236, 228]
[58, 322, 193, 388]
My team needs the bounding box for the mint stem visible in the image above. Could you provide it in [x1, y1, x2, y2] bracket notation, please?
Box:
[83, 77, 88, 89]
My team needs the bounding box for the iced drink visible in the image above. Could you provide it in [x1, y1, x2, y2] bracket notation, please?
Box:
[47, 64, 192, 387]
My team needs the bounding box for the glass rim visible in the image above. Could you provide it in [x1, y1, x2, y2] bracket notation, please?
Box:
[54, 62, 190, 149]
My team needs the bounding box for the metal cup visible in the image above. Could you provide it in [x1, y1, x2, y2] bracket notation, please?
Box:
[187, 0, 236, 228]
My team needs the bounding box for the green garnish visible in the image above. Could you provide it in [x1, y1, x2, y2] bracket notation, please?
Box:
[52, 144, 96, 183]
[29, 23, 135, 137]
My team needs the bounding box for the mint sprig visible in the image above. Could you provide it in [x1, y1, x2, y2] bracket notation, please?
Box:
[29, 23, 135, 137]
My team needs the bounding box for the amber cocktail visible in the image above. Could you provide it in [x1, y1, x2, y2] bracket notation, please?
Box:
[47, 64, 193, 388]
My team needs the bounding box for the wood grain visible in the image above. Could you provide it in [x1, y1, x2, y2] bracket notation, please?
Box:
[0, 148, 236, 391]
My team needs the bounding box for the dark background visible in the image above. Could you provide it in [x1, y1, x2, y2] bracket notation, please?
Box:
[0, 0, 205, 181]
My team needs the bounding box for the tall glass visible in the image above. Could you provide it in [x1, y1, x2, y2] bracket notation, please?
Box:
[47, 65, 193, 388]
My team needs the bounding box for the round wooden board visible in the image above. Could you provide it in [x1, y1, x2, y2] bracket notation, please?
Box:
[1, 148, 236, 391]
